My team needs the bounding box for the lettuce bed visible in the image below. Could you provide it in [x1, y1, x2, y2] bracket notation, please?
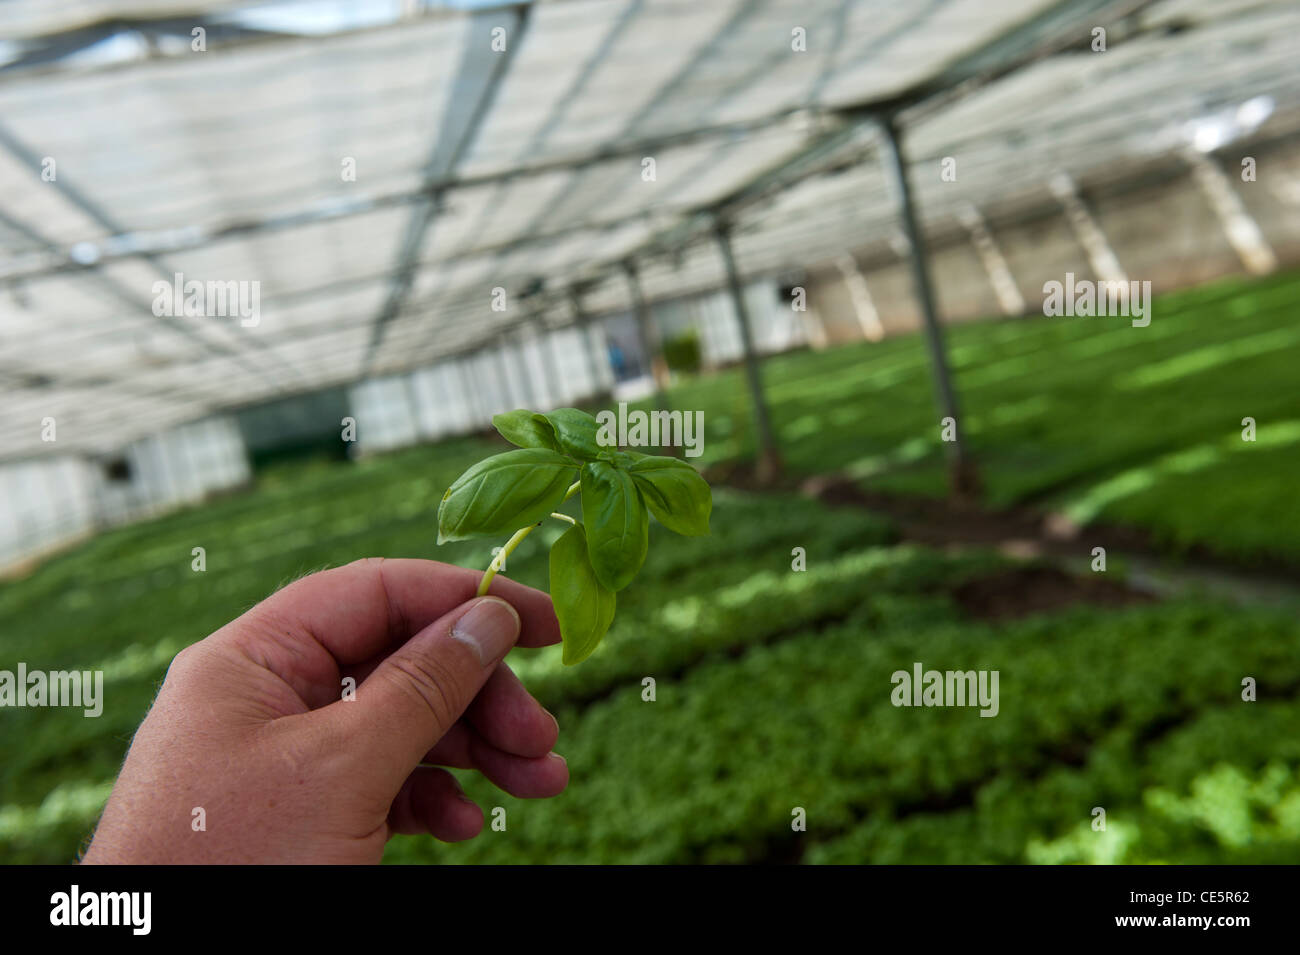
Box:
[387, 601, 1300, 864]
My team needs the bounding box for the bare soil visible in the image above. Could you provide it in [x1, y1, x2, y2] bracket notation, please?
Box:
[947, 564, 1156, 621]
[703, 464, 1300, 613]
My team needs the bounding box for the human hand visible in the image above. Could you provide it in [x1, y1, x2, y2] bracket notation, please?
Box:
[81, 558, 569, 864]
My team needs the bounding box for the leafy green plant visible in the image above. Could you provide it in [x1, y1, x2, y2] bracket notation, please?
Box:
[438, 407, 712, 664]
[662, 328, 702, 375]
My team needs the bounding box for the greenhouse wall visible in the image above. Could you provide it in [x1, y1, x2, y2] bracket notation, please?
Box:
[806, 144, 1300, 342]
[0, 416, 250, 573]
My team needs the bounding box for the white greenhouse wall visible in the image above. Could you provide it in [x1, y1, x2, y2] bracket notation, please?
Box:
[0, 416, 250, 572]
[348, 326, 613, 456]
[0, 456, 98, 569]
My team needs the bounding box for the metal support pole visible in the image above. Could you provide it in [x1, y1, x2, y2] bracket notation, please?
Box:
[457, 355, 484, 429]
[508, 333, 539, 410]
[457, 356, 478, 428]
[426, 361, 450, 439]
[714, 221, 782, 483]
[533, 317, 564, 409]
[570, 289, 608, 399]
[877, 116, 978, 498]
[402, 372, 425, 440]
[956, 203, 1026, 316]
[491, 338, 516, 415]
[834, 253, 885, 341]
[1049, 172, 1128, 286]
[1183, 149, 1277, 275]
[623, 261, 670, 424]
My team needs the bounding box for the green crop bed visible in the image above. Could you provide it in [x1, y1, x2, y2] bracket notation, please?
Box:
[669, 270, 1300, 566]
[387, 600, 1300, 864]
[1, 270, 1297, 864]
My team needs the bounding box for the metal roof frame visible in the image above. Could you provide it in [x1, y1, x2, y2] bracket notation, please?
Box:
[1, 0, 1295, 461]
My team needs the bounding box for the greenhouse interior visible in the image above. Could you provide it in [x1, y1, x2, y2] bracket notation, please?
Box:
[1, 0, 1299, 872]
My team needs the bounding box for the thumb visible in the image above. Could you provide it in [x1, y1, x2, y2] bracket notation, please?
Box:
[317, 596, 521, 793]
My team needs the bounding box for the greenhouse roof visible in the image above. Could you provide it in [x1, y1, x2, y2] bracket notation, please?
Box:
[1, 0, 1297, 459]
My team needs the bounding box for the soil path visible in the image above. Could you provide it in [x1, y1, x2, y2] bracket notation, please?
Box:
[705, 461, 1300, 612]
[802, 474, 1300, 610]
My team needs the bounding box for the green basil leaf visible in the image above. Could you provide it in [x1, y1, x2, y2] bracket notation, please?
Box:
[627, 455, 712, 536]
[492, 409, 558, 451]
[580, 460, 649, 591]
[438, 448, 577, 543]
[549, 523, 616, 665]
[543, 408, 604, 460]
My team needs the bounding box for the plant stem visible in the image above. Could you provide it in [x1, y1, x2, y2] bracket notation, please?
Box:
[476, 480, 581, 596]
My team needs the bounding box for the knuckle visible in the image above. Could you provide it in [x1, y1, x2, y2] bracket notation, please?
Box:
[165, 643, 202, 682]
[382, 653, 464, 730]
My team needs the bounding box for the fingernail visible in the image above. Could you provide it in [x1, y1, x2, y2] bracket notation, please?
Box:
[544, 709, 559, 735]
[451, 597, 520, 666]
[548, 752, 567, 768]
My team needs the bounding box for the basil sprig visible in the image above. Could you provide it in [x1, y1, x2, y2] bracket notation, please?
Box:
[437, 407, 712, 664]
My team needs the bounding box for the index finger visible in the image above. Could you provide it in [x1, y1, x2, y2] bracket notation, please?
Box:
[235, 558, 560, 665]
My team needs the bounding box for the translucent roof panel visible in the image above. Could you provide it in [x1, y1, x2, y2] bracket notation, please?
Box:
[2, 0, 1297, 460]
[0, 1, 254, 39]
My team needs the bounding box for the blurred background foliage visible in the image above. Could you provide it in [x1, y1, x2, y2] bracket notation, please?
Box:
[2, 271, 1299, 864]
[662, 328, 704, 376]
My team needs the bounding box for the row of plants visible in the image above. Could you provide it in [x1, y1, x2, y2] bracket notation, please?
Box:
[383, 598, 1299, 864]
[0, 488, 898, 860]
[509, 542, 1003, 709]
[664, 270, 1300, 562]
[810, 699, 1300, 864]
